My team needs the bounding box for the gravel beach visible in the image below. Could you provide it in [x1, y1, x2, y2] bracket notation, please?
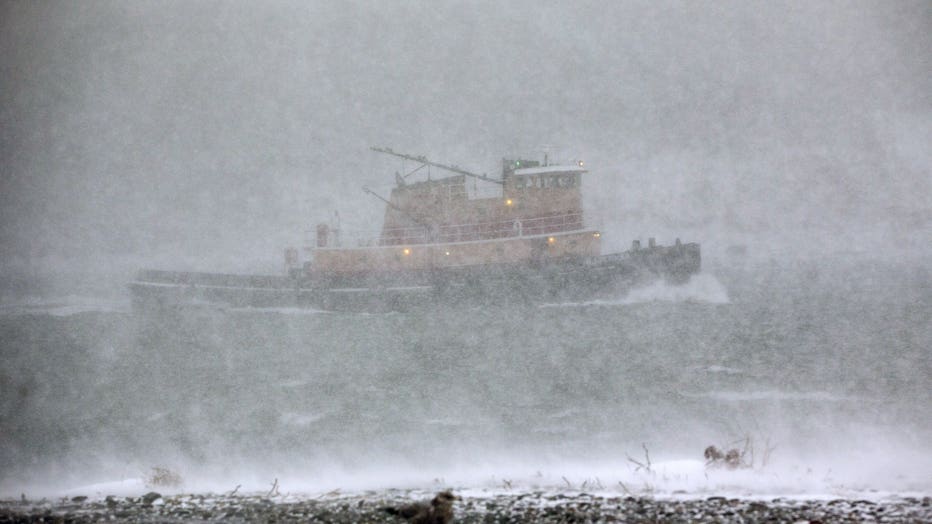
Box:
[2, 491, 930, 523]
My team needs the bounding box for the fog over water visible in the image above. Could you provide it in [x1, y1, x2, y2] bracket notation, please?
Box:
[0, 0, 930, 500]
[2, 1, 929, 276]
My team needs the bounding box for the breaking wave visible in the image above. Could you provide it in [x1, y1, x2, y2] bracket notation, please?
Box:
[42, 452, 932, 501]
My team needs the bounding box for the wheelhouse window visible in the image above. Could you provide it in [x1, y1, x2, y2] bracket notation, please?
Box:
[513, 172, 581, 189]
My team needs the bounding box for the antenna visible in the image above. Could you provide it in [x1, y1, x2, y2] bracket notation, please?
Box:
[536, 143, 554, 166]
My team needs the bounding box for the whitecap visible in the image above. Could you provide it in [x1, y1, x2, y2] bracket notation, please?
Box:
[279, 411, 327, 427]
[228, 306, 330, 315]
[683, 390, 855, 402]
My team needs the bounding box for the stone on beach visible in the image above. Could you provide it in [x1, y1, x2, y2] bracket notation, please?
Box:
[382, 490, 460, 524]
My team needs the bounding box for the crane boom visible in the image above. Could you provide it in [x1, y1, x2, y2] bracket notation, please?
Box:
[371, 146, 503, 185]
[361, 186, 431, 229]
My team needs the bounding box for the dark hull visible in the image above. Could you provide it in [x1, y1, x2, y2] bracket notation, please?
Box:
[130, 243, 700, 312]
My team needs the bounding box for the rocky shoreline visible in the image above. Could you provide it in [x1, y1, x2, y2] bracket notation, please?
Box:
[1, 491, 930, 523]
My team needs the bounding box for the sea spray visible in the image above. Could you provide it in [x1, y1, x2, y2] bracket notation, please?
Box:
[541, 273, 730, 308]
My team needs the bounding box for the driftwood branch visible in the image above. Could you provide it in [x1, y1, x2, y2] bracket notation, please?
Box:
[626, 443, 653, 474]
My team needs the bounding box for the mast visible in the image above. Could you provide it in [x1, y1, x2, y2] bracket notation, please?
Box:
[371, 146, 503, 185]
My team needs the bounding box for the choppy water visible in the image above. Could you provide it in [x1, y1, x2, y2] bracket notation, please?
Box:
[1, 257, 930, 499]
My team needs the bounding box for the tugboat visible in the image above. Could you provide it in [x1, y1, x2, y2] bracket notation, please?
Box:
[130, 147, 700, 311]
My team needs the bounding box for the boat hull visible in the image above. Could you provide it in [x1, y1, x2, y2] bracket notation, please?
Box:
[129, 243, 700, 312]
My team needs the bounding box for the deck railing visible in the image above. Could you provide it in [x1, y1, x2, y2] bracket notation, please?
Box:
[433, 212, 584, 244]
[309, 212, 586, 248]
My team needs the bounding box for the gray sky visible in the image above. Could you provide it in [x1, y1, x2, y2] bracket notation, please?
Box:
[1, 0, 929, 271]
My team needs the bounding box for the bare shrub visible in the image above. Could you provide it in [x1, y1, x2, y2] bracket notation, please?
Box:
[144, 466, 183, 489]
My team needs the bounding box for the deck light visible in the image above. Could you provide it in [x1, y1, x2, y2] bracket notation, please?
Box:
[593, 232, 601, 238]
[505, 198, 513, 206]
[547, 236, 556, 244]
[444, 251, 451, 256]
[403, 248, 411, 256]
[578, 160, 584, 167]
